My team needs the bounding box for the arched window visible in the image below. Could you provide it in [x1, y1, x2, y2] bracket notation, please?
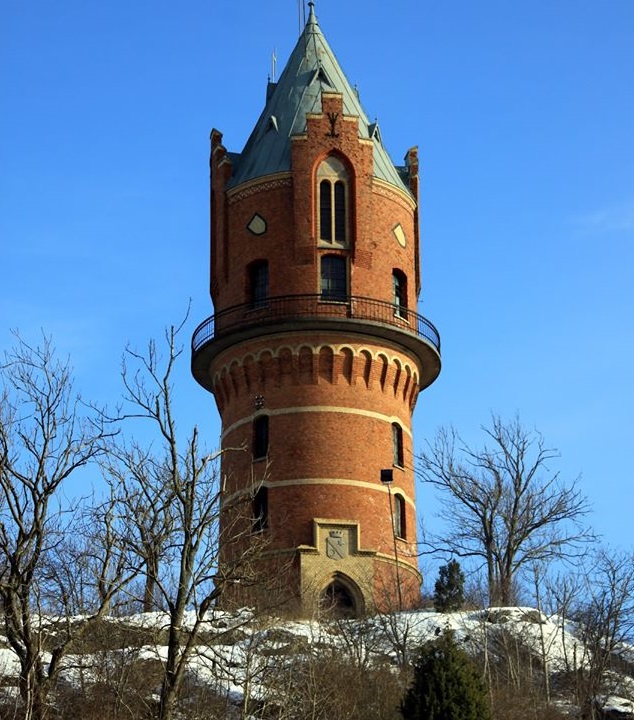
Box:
[253, 415, 269, 459]
[392, 270, 408, 318]
[248, 260, 269, 309]
[253, 486, 268, 532]
[392, 422, 404, 467]
[320, 255, 347, 301]
[317, 156, 348, 246]
[393, 493, 406, 539]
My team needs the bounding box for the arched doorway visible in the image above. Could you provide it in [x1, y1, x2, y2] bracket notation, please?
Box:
[319, 574, 363, 618]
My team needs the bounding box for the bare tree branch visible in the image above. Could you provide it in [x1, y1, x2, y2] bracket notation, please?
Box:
[107, 320, 267, 720]
[0, 333, 130, 720]
[419, 414, 594, 605]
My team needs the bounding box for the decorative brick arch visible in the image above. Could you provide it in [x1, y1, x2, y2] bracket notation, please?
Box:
[319, 572, 365, 618]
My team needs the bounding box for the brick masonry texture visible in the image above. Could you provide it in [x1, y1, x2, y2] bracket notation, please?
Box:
[207, 93, 434, 614]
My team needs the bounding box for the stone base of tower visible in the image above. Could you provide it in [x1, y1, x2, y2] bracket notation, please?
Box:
[297, 518, 422, 616]
[218, 518, 422, 618]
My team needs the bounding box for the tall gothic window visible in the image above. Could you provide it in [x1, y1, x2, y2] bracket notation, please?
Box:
[392, 422, 404, 467]
[393, 493, 406, 539]
[392, 270, 408, 318]
[248, 260, 269, 309]
[253, 486, 268, 532]
[317, 156, 348, 246]
[321, 255, 347, 301]
[253, 415, 269, 459]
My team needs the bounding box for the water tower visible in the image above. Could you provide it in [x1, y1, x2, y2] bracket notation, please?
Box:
[192, 4, 440, 615]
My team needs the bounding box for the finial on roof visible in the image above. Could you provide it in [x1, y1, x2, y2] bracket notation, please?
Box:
[307, 1, 317, 24]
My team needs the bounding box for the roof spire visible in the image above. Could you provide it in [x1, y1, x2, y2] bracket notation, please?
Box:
[226, 1, 408, 194]
[307, 2, 317, 25]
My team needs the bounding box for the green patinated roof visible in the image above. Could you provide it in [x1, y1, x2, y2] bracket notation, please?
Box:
[227, 4, 410, 194]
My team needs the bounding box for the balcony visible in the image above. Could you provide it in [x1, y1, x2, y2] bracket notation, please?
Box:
[191, 294, 441, 391]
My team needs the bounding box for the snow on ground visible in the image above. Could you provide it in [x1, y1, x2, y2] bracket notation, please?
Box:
[0, 647, 20, 678]
[1, 606, 632, 714]
[604, 696, 634, 715]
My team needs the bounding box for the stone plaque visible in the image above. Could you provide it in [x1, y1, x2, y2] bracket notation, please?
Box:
[325, 530, 347, 560]
[393, 223, 406, 248]
[247, 213, 267, 236]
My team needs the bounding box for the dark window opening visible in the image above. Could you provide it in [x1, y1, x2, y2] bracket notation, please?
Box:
[392, 422, 404, 467]
[318, 164, 347, 245]
[393, 270, 408, 318]
[320, 180, 332, 241]
[334, 181, 346, 243]
[249, 261, 269, 309]
[320, 255, 347, 301]
[253, 415, 269, 459]
[253, 486, 268, 532]
[394, 493, 406, 539]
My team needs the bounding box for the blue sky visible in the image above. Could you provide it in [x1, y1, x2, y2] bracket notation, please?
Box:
[2, 1, 633, 578]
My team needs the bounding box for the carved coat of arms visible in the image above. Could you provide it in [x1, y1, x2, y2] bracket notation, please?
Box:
[326, 530, 347, 560]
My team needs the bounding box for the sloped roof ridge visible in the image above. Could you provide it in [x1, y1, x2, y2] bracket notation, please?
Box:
[226, 7, 408, 193]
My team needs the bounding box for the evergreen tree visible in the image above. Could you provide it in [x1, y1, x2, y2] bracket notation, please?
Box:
[434, 559, 465, 612]
[401, 631, 490, 720]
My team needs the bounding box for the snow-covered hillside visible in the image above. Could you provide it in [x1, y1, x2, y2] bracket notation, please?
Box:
[1, 606, 633, 718]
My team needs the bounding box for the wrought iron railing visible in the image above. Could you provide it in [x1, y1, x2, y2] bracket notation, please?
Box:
[191, 294, 440, 354]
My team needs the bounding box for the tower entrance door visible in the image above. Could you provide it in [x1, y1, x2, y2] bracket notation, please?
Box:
[319, 576, 362, 618]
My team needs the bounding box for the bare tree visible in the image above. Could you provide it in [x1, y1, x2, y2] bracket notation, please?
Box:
[0, 334, 131, 720]
[419, 415, 593, 605]
[256, 628, 405, 720]
[111, 320, 265, 720]
[100, 442, 175, 612]
[568, 549, 634, 720]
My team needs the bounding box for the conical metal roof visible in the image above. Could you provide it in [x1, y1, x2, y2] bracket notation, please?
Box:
[227, 4, 409, 193]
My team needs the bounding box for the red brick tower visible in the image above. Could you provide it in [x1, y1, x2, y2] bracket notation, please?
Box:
[192, 4, 440, 616]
